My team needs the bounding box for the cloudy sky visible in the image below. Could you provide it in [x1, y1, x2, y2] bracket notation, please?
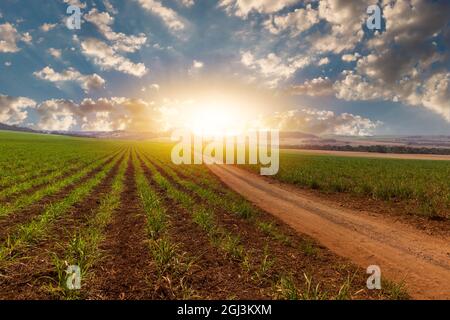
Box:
[0, 0, 449, 136]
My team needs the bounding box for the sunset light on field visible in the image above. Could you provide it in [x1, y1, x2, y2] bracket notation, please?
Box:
[1, 0, 450, 304]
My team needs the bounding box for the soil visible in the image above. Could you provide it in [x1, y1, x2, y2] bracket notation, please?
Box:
[86, 155, 156, 299]
[137, 153, 268, 299]
[0, 153, 124, 299]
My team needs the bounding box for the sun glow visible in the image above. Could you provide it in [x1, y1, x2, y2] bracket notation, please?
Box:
[186, 102, 243, 136]
[155, 79, 289, 136]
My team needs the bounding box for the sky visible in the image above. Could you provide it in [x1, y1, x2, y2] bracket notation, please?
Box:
[0, 0, 449, 136]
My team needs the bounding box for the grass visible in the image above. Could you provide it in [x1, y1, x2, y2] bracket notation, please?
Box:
[257, 221, 291, 245]
[299, 239, 320, 257]
[247, 151, 450, 219]
[133, 149, 195, 298]
[0, 151, 123, 261]
[253, 244, 275, 282]
[0, 131, 123, 188]
[0, 151, 115, 201]
[47, 151, 130, 298]
[382, 278, 409, 300]
[0, 150, 122, 218]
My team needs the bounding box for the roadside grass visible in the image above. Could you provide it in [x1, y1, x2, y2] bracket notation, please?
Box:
[0, 151, 124, 261]
[257, 221, 291, 245]
[299, 239, 320, 258]
[382, 278, 409, 300]
[274, 273, 355, 300]
[252, 244, 275, 283]
[249, 152, 450, 219]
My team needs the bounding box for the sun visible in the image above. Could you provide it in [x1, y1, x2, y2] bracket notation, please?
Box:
[185, 98, 246, 137]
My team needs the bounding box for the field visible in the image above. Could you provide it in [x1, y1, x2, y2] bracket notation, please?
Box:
[246, 150, 450, 221]
[0, 131, 409, 300]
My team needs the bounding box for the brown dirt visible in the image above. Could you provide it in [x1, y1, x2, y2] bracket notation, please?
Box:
[0, 154, 124, 299]
[208, 164, 450, 299]
[85, 155, 155, 300]
[0, 151, 123, 243]
[144, 156, 386, 299]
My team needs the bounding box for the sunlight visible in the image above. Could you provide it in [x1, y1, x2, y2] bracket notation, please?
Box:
[185, 98, 247, 137]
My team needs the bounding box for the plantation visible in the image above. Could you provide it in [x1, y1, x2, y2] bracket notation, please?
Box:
[246, 150, 450, 219]
[0, 131, 408, 300]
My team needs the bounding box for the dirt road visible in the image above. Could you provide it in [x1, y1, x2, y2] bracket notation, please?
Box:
[208, 164, 450, 299]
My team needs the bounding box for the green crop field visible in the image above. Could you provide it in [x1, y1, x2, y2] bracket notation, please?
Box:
[246, 150, 450, 219]
[0, 131, 409, 300]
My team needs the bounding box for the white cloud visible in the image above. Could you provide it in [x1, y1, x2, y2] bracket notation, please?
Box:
[317, 57, 329, 66]
[323, 0, 450, 122]
[188, 60, 204, 76]
[219, 0, 299, 18]
[0, 23, 31, 53]
[264, 4, 319, 36]
[33, 66, 106, 93]
[241, 50, 310, 87]
[35, 99, 77, 130]
[84, 8, 147, 53]
[192, 60, 203, 68]
[262, 108, 381, 136]
[137, 0, 185, 31]
[80, 38, 147, 77]
[4, 61, 11, 67]
[141, 83, 160, 92]
[341, 53, 360, 62]
[34, 97, 160, 131]
[103, 0, 118, 14]
[179, 0, 195, 7]
[40, 23, 57, 32]
[63, 0, 86, 9]
[333, 71, 394, 101]
[306, 0, 371, 54]
[0, 94, 36, 125]
[48, 48, 62, 59]
[21, 32, 32, 44]
[291, 77, 334, 96]
[420, 72, 450, 122]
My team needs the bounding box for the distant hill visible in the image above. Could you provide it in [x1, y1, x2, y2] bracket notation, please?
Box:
[49, 130, 159, 140]
[0, 123, 41, 133]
